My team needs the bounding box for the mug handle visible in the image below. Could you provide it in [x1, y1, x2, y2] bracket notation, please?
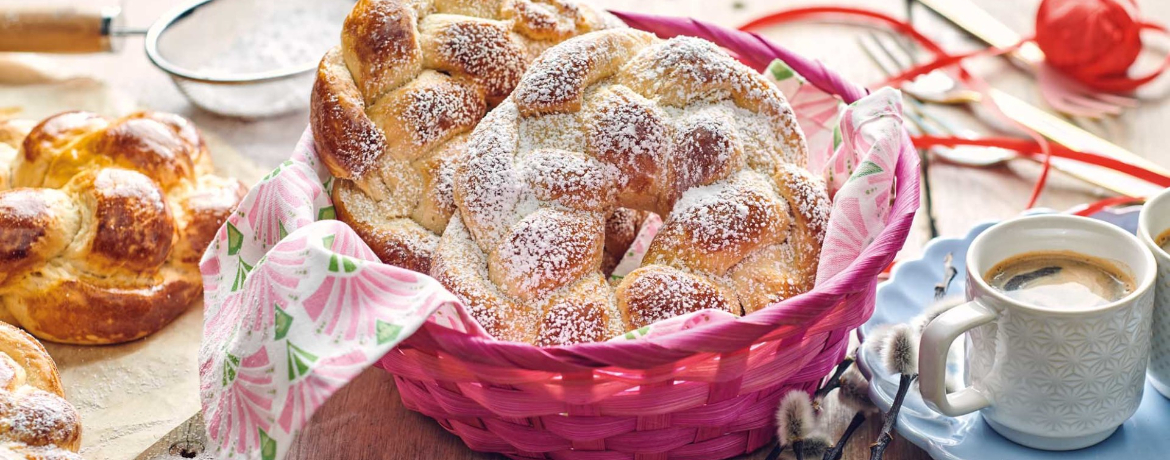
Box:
[919, 300, 997, 416]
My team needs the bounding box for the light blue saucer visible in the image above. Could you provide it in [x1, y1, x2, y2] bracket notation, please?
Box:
[857, 207, 1170, 460]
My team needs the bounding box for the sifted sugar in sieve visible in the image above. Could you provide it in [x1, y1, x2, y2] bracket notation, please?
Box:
[0, 0, 354, 118]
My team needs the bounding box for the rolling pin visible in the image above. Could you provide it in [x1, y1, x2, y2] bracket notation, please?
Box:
[0, 5, 126, 53]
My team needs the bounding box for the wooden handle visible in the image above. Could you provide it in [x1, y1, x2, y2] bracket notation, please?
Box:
[0, 5, 120, 53]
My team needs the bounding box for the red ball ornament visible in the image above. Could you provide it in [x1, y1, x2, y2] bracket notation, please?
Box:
[1034, 0, 1144, 90]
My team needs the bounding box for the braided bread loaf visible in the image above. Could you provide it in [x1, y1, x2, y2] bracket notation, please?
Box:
[0, 322, 81, 458]
[0, 120, 39, 194]
[433, 29, 831, 345]
[311, 0, 637, 274]
[0, 111, 246, 345]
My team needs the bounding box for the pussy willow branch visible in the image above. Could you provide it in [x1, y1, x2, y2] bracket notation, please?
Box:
[812, 356, 856, 411]
[934, 253, 957, 300]
[765, 443, 784, 460]
[823, 411, 867, 460]
[870, 374, 917, 460]
[765, 439, 807, 460]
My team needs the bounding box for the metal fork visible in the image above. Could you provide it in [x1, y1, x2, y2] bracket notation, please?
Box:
[858, 32, 1015, 168]
[890, 82, 1006, 237]
[899, 101, 942, 238]
[859, 30, 1168, 198]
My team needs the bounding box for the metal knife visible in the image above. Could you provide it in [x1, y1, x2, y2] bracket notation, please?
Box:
[916, 0, 1168, 197]
[915, 0, 1045, 65]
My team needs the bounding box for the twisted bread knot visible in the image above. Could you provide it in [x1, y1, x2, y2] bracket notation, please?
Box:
[0, 112, 245, 345]
[0, 120, 33, 191]
[0, 323, 80, 457]
[311, 0, 625, 273]
[434, 30, 830, 345]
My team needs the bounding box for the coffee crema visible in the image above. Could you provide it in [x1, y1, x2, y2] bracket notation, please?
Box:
[985, 250, 1134, 310]
[1157, 228, 1170, 254]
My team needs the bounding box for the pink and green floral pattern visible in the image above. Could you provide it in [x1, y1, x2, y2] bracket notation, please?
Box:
[198, 61, 906, 459]
[815, 87, 903, 283]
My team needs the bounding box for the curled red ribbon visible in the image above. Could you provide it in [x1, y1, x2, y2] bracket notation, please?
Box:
[740, 6, 1168, 210]
[1035, 0, 1170, 92]
[740, 7, 1059, 208]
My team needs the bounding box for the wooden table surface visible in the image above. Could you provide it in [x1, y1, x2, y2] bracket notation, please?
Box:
[37, 0, 1170, 459]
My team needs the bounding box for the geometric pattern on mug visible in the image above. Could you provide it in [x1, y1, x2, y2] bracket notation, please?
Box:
[967, 289, 1153, 437]
[1150, 259, 1170, 390]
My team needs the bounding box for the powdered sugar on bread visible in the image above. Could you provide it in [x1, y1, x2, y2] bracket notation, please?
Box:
[311, 0, 624, 272]
[436, 29, 831, 345]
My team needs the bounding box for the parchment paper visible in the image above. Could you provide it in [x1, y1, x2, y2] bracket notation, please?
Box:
[0, 53, 266, 459]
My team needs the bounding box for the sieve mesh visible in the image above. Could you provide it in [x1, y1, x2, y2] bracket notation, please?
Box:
[170, 73, 316, 119]
[148, 0, 352, 118]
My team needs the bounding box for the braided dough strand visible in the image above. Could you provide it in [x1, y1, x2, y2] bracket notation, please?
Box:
[311, 0, 630, 274]
[438, 29, 830, 345]
[0, 322, 81, 457]
[0, 112, 244, 345]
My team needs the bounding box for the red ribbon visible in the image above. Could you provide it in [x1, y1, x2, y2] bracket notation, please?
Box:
[911, 135, 1170, 187]
[1071, 196, 1146, 217]
[739, 6, 1166, 211]
[1035, 0, 1170, 92]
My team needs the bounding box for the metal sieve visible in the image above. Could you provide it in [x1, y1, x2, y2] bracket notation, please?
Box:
[0, 0, 353, 118]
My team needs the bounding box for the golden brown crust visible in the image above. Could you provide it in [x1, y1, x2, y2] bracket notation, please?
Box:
[0, 190, 75, 284]
[2, 275, 198, 345]
[86, 169, 175, 271]
[431, 214, 536, 342]
[16, 111, 213, 191]
[93, 115, 198, 185]
[0, 392, 80, 450]
[417, 17, 525, 105]
[503, 0, 585, 41]
[312, 0, 622, 271]
[341, 0, 423, 104]
[0, 324, 62, 397]
[485, 208, 604, 301]
[311, 48, 387, 181]
[0, 111, 242, 345]
[583, 86, 669, 207]
[513, 29, 654, 117]
[19, 112, 106, 167]
[0, 120, 33, 151]
[332, 180, 437, 273]
[644, 177, 791, 275]
[438, 30, 828, 344]
[366, 71, 487, 163]
[533, 272, 615, 346]
[727, 163, 829, 314]
[176, 177, 247, 265]
[14, 112, 108, 188]
[0, 323, 81, 454]
[616, 266, 738, 330]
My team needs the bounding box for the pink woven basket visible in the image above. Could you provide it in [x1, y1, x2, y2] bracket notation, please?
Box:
[376, 12, 919, 460]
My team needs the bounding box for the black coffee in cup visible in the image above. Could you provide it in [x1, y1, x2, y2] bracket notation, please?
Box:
[986, 250, 1134, 310]
[1158, 228, 1170, 254]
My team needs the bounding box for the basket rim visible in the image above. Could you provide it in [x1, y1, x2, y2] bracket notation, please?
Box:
[379, 12, 921, 370]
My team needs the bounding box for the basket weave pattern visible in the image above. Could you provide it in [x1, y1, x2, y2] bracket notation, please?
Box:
[376, 12, 918, 460]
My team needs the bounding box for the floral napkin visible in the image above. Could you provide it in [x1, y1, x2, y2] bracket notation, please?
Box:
[197, 59, 905, 459]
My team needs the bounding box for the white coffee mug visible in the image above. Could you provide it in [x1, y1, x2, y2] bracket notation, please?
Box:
[1139, 187, 1170, 398]
[919, 214, 1156, 451]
